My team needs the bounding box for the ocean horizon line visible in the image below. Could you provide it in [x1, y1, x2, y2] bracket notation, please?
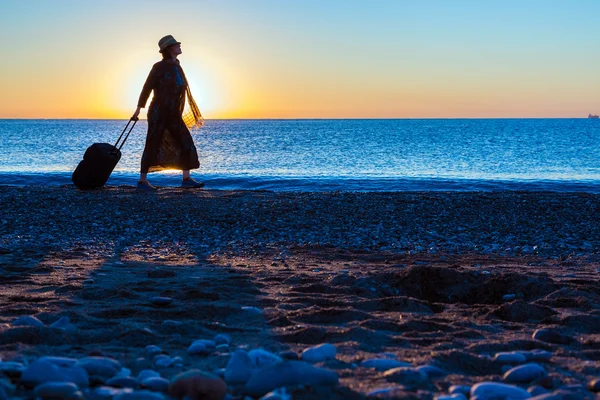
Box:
[0, 117, 597, 121]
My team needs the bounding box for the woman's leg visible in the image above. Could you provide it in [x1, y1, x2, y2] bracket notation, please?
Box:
[140, 172, 148, 182]
[182, 170, 190, 180]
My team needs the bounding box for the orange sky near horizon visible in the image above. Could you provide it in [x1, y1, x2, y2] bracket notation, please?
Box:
[1, 1, 599, 119]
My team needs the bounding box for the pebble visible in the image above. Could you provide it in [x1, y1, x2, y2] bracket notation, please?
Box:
[382, 367, 428, 386]
[153, 355, 173, 369]
[0, 361, 26, 378]
[75, 357, 121, 378]
[471, 382, 532, 399]
[113, 390, 165, 400]
[188, 340, 216, 355]
[38, 357, 78, 367]
[504, 363, 547, 383]
[259, 388, 291, 400]
[224, 349, 254, 384]
[140, 377, 170, 392]
[90, 386, 134, 399]
[301, 343, 337, 363]
[214, 334, 231, 345]
[416, 364, 446, 378]
[521, 350, 552, 362]
[449, 385, 471, 395]
[145, 346, 163, 358]
[435, 395, 467, 400]
[20, 359, 89, 388]
[493, 351, 527, 363]
[106, 376, 139, 389]
[248, 349, 282, 368]
[50, 316, 76, 332]
[161, 320, 182, 328]
[527, 385, 550, 396]
[244, 361, 338, 398]
[241, 306, 262, 315]
[12, 315, 44, 327]
[528, 394, 561, 400]
[360, 358, 411, 371]
[503, 294, 517, 301]
[150, 297, 173, 306]
[587, 379, 600, 392]
[33, 381, 82, 400]
[136, 370, 160, 382]
[169, 370, 227, 400]
[532, 329, 573, 344]
[216, 344, 229, 352]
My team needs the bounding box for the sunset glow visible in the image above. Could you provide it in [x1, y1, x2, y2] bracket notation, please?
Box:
[1, 0, 599, 119]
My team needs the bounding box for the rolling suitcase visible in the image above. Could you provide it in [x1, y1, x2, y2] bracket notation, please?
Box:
[72, 118, 138, 190]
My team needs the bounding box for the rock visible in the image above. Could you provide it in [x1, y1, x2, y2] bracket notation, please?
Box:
[113, 390, 165, 400]
[527, 385, 550, 396]
[106, 376, 139, 389]
[416, 364, 445, 378]
[116, 368, 132, 378]
[38, 357, 78, 367]
[75, 357, 121, 379]
[532, 329, 573, 344]
[244, 361, 338, 398]
[136, 370, 160, 382]
[522, 350, 552, 362]
[435, 395, 467, 400]
[150, 297, 172, 306]
[242, 306, 262, 315]
[20, 359, 89, 388]
[89, 386, 134, 400]
[259, 388, 291, 400]
[12, 315, 44, 327]
[169, 370, 227, 400]
[153, 355, 173, 369]
[528, 394, 561, 400]
[224, 350, 254, 384]
[382, 367, 428, 386]
[0, 361, 26, 378]
[214, 334, 231, 345]
[33, 381, 82, 399]
[50, 316, 76, 332]
[145, 346, 163, 358]
[504, 363, 547, 383]
[493, 351, 527, 363]
[360, 358, 411, 372]
[448, 385, 471, 395]
[503, 294, 517, 301]
[188, 340, 216, 355]
[301, 343, 336, 363]
[140, 377, 170, 392]
[471, 382, 532, 399]
[588, 379, 600, 392]
[278, 351, 298, 361]
[216, 344, 229, 352]
[248, 349, 283, 368]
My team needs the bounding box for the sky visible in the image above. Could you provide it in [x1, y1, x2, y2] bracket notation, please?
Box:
[1, 0, 599, 119]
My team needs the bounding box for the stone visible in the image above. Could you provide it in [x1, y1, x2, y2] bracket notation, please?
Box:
[216, 344, 229, 352]
[0, 361, 26, 378]
[169, 370, 227, 400]
[241, 306, 262, 315]
[528, 394, 561, 400]
[75, 357, 121, 379]
[153, 355, 173, 369]
[587, 379, 600, 392]
[224, 350, 254, 384]
[415, 364, 445, 378]
[145, 346, 163, 358]
[136, 370, 160, 382]
[20, 359, 89, 388]
[435, 395, 467, 400]
[50, 316, 76, 332]
[33, 381, 82, 399]
[360, 358, 411, 371]
[449, 385, 471, 395]
[89, 386, 134, 400]
[248, 349, 283, 368]
[532, 329, 573, 344]
[244, 361, 338, 398]
[187, 340, 216, 355]
[140, 377, 170, 392]
[214, 334, 231, 345]
[504, 363, 547, 383]
[494, 351, 527, 363]
[38, 357, 78, 367]
[12, 315, 44, 327]
[527, 385, 550, 396]
[301, 343, 336, 363]
[113, 390, 165, 400]
[471, 382, 532, 399]
[106, 376, 139, 389]
[382, 367, 428, 386]
[259, 388, 291, 400]
[150, 297, 172, 306]
[522, 350, 552, 362]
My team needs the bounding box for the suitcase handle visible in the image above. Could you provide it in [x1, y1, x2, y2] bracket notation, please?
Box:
[111, 118, 138, 154]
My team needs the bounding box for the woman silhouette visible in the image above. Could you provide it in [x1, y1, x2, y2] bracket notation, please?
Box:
[132, 35, 205, 190]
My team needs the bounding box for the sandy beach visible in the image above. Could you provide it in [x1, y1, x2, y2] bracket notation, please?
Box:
[1, 186, 600, 399]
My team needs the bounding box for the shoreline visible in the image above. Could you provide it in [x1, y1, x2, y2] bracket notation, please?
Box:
[1, 187, 600, 398]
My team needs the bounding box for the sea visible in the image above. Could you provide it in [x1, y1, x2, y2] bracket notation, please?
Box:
[1, 119, 600, 192]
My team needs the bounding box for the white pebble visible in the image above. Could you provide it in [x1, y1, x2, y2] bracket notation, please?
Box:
[301, 343, 336, 363]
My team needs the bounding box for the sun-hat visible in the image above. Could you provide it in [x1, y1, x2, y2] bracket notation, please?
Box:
[158, 35, 181, 53]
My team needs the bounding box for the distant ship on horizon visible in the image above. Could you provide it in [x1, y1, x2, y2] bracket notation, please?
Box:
[589, 114, 599, 119]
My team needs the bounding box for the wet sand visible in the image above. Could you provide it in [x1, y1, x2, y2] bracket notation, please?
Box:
[1, 187, 600, 399]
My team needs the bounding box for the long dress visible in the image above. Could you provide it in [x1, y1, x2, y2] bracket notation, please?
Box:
[137, 59, 200, 173]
